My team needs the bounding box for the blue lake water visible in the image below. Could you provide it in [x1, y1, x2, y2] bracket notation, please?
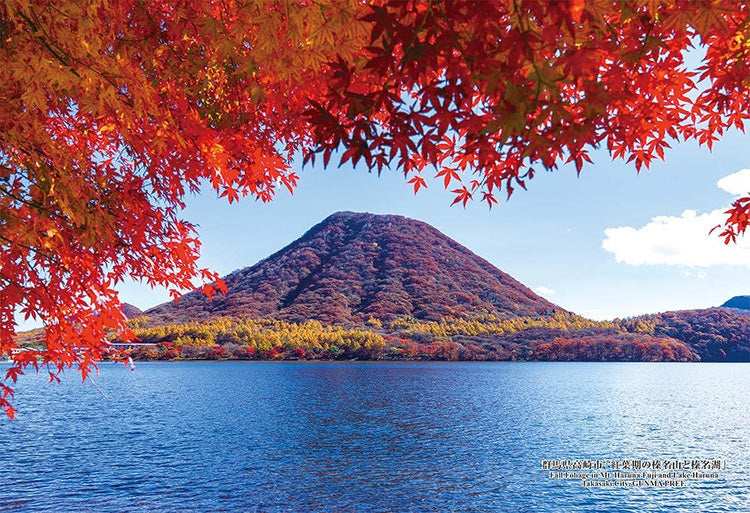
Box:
[1, 362, 749, 512]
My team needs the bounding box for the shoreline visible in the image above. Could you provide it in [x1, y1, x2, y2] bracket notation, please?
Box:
[118, 359, 719, 364]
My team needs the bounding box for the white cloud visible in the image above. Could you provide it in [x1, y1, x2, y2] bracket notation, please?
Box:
[603, 168, 750, 268]
[717, 169, 750, 196]
[603, 208, 750, 267]
[534, 286, 556, 295]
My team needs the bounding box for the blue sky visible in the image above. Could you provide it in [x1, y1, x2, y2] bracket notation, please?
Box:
[117, 128, 750, 321]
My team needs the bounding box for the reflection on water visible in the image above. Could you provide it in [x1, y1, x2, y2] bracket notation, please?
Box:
[1, 362, 748, 512]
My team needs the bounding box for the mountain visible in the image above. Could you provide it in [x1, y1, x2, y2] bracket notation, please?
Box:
[145, 211, 563, 326]
[122, 303, 143, 319]
[721, 295, 750, 310]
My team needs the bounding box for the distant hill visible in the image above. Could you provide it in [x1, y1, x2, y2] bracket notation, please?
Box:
[122, 303, 143, 319]
[17, 302, 145, 346]
[721, 295, 750, 310]
[145, 211, 563, 326]
[623, 308, 750, 362]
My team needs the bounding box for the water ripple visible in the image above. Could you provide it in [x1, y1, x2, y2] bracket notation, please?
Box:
[1, 362, 748, 512]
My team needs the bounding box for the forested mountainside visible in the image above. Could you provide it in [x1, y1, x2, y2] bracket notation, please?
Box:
[127, 306, 750, 363]
[145, 212, 562, 326]
[621, 308, 750, 362]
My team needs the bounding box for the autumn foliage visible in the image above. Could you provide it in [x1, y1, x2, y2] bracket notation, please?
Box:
[1, 0, 749, 417]
[113, 308, 750, 364]
[623, 308, 750, 362]
[145, 212, 562, 326]
[113, 314, 697, 363]
[533, 334, 694, 362]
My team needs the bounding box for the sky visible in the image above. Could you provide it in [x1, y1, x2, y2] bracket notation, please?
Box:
[116, 127, 750, 321]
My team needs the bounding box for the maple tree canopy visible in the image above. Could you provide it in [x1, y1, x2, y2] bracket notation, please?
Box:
[0, 0, 748, 417]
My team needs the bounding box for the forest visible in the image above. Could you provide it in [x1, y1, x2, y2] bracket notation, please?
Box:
[118, 312, 699, 363]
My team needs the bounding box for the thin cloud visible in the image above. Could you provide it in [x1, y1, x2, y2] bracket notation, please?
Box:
[682, 270, 709, 279]
[534, 286, 556, 295]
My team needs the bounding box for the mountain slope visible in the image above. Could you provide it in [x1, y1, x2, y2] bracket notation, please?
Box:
[145, 211, 562, 326]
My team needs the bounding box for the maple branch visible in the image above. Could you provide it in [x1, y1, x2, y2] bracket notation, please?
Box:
[130, 0, 183, 67]
[1, 244, 62, 321]
[0, 181, 74, 227]
[635, 17, 656, 64]
[401, 0, 434, 65]
[601, 18, 622, 46]
[510, 0, 547, 102]
[16, 8, 133, 110]
[372, 1, 435, 106]
[0, 268, 34, 307]
[0, 8, 8, 49]
[0, 231, 64, 269]
[14, 10, 80, 78]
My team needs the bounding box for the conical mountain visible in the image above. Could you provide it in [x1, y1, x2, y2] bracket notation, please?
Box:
[145, 212, 563, 325]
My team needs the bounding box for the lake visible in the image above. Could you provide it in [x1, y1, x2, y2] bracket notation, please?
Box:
[1, 362, 748, 512]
